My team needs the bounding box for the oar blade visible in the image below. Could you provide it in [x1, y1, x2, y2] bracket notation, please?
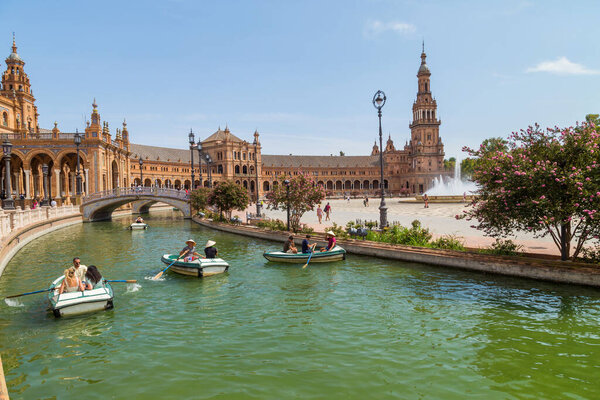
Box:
[152, 271, 164, 280]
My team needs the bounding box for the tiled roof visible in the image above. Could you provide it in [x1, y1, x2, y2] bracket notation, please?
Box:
[130, 143, 191, 163]
[202, 128, 243, 143]
[262, 155, 379, 168]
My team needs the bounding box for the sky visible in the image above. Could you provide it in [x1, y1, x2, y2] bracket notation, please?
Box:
[1, 0, 599, 159]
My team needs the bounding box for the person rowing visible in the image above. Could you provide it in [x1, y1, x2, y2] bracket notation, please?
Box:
[180, 239, 202, 262]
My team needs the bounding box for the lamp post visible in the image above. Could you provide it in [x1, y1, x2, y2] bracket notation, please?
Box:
[205, 153, 213, 188]
[139, 157, 143, 187]
[372, 90, 388, 228]
[284, 179, 290, 231]
[1, 136, 14, 209]
[253, 136, 261, 217]
[188, 129, 195, 190]
[74, 130, 82, 195]
[196, 140, 203, 188]
[41, 163, 49, 206]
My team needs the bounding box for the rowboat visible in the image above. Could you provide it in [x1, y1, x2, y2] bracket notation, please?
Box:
[129, 222, 149, 230]
[47, 276, 114, 318]
[263, 245, 346, 263]
[160, 254, 229, 277]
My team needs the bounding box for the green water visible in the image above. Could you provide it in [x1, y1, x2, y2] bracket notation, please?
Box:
[0, 212, 599, 399]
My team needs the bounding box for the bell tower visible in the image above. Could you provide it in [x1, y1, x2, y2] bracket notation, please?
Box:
[408, 43, 444, 173]
[1, 34, 38, 134]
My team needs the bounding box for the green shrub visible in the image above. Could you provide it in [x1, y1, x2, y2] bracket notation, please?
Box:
[256, 219, 287, 231]
[481, 239, 523, 256]
[430, 235, 465, 251]
[580, 247, 600, 264]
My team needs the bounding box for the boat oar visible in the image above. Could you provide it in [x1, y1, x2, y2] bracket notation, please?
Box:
[5, 288, 53, 299]
[152, 255, 182, 280]
[302, 244, 317, 269]
[105, 280, 137, 283]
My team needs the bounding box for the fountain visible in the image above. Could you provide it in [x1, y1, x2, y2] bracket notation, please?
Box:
[416, 158, 478, 202]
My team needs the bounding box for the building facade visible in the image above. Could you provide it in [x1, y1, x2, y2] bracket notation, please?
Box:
[0, 39, 447, 207]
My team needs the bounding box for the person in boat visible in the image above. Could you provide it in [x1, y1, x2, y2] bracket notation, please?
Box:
[58, 266, 85, 294]
[72, 257, 87, 284]
[180, 239, 202, 262]
[320, 231, 336, 252]
[205, 240, 218, 258]
[135, 216, 144, 223]
[283, 235, 298, 254]
[84, 265, 103, 290]
[302, 234, 315, 254]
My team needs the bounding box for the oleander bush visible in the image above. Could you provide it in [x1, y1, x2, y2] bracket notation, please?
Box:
[480, 239, 523, 256]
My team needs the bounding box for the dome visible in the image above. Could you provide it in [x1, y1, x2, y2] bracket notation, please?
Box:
[7, 51, 22, 62]
[418, 63, 430, 74]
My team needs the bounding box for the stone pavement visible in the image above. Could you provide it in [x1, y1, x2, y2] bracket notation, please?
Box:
[234, 198, 560, 256]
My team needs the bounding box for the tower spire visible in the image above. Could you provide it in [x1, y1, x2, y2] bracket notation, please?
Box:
[12, 32, 16, 53]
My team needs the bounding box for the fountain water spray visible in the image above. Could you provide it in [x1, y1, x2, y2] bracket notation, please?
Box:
[426, 157, 478, 196]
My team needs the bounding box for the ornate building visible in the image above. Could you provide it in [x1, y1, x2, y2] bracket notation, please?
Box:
[0, 39, 447, 207]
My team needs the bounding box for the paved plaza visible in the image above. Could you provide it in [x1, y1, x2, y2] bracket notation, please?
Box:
[238, 198, 559, 256]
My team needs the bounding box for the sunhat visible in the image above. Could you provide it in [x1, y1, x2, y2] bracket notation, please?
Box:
[326, 230, 335, 236]
[205, 240, 216, 248]
[186, 239, 196, 246]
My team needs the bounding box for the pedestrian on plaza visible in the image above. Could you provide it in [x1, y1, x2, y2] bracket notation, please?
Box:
[423, 193, 429, 208]
[364, 196, 369, 207]
[324, 202, 331, 221]
[317, 205, 323, 224]
[32, 199, 38, 209]
[463, 192, 467, 203]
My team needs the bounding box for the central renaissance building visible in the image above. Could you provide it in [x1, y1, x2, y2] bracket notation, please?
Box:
[0, 39, 446, 205]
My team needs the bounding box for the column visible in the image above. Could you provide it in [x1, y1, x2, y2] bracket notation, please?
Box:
[53, 169, 60, 198]
[84, 169, 89, 195]
[13, 172, 20, 196]
[23, 169, 31, 199]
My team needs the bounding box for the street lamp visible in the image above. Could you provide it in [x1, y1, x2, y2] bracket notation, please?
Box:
[41, 163, 49, 206]
[196, 140, 203, 188]
[139, 157, 143, 187]
[205, 153, 213, 188]
[253, 136, 261, 217]
[284, 179, 290, 231]
[74, 129, 82, 195]
[188, 129, 195, 190]
[1, 136, 14, 209]
[372, 90, 388, 228]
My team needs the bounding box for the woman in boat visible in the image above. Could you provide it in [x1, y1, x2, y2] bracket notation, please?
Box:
[205, 240, 218, 258]
[58, 267, 85, 294]
[320, 231, 336, 252]
[180, 239, 202, 262]
[85, 265, 103, 290]
[135, 216, 144, 223]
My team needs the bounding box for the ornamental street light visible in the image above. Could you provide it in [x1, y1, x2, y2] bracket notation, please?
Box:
[74, 129, 82, 195]
[253, 136, 261, 217]
[139, 157, 143, 187]
[372, 90, 388, 228]
[41, 163, 49, 206]
[1, 136, 14, 209]
[205, 153, 213, 188]
[188, 129, 195, 190]
[284, 179, 290, 231]
[196, 140, 203, 188]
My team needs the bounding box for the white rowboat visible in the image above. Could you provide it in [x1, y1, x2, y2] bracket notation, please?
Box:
[47, 276, 114, 318]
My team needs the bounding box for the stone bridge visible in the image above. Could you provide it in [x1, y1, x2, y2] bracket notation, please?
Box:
[81, 187, 191, 221]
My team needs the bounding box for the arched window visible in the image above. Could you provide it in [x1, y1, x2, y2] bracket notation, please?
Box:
[242, 152, 246, 160]
[263, 181, 270, 191]
[235, 165, 240, 174]
[2, 112, 7, 126]
[217, 164, 223, 174]
[242, 165, 248, 174]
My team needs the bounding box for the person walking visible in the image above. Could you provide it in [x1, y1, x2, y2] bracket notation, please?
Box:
[316, 205, 323, 224]
[324, 202, 331, 221]
[423, 193, 429, 208]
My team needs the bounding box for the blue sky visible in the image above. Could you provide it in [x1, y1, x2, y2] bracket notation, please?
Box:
[1, 0, 599, 159]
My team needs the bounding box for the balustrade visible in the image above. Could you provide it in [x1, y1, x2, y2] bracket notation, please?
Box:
[0, 205, 79, 243]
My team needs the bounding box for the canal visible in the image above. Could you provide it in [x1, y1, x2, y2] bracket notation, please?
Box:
[0, 211, 599, 399]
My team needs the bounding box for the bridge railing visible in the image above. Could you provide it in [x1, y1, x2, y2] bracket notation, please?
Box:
[83, 187, 190, 203]
[0, 205, 80, 242]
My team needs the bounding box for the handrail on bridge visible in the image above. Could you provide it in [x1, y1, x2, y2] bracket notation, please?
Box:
[82, 187, 190, 203]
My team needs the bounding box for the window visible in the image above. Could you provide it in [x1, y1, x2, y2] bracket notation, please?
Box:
[2, 112, 7, 126]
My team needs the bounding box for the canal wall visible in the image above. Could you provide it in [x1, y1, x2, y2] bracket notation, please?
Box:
[193, 218, 600, 288]
[0, 206, 82, 279]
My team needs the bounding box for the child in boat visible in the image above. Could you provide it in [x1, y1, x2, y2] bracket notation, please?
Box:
[85, 265, 103, 290]
[283, 235, 297, 254]
[321, 231, 336, 252]
[180, 239, 202, 262]
[58, 267, 85, 294]
[205, 240, 218, 258]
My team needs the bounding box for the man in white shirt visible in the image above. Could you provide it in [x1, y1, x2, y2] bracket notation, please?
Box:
[72, 257, 87, 284]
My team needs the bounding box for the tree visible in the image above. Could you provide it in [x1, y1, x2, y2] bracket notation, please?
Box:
[189, 187, 212, 212]
[339, 151, 345, 156]
[586, 114, 599, 126]
[460, 123, 600, 260]
[265, 172, 326, 232]
[208, 181, 249, 218]
[460, 158, 477, 179]
[443, 157, 456, 171]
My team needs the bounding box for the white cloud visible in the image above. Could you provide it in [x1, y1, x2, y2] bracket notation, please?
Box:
[364, 20, 416, 37]
[526, 57, 600, 75]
